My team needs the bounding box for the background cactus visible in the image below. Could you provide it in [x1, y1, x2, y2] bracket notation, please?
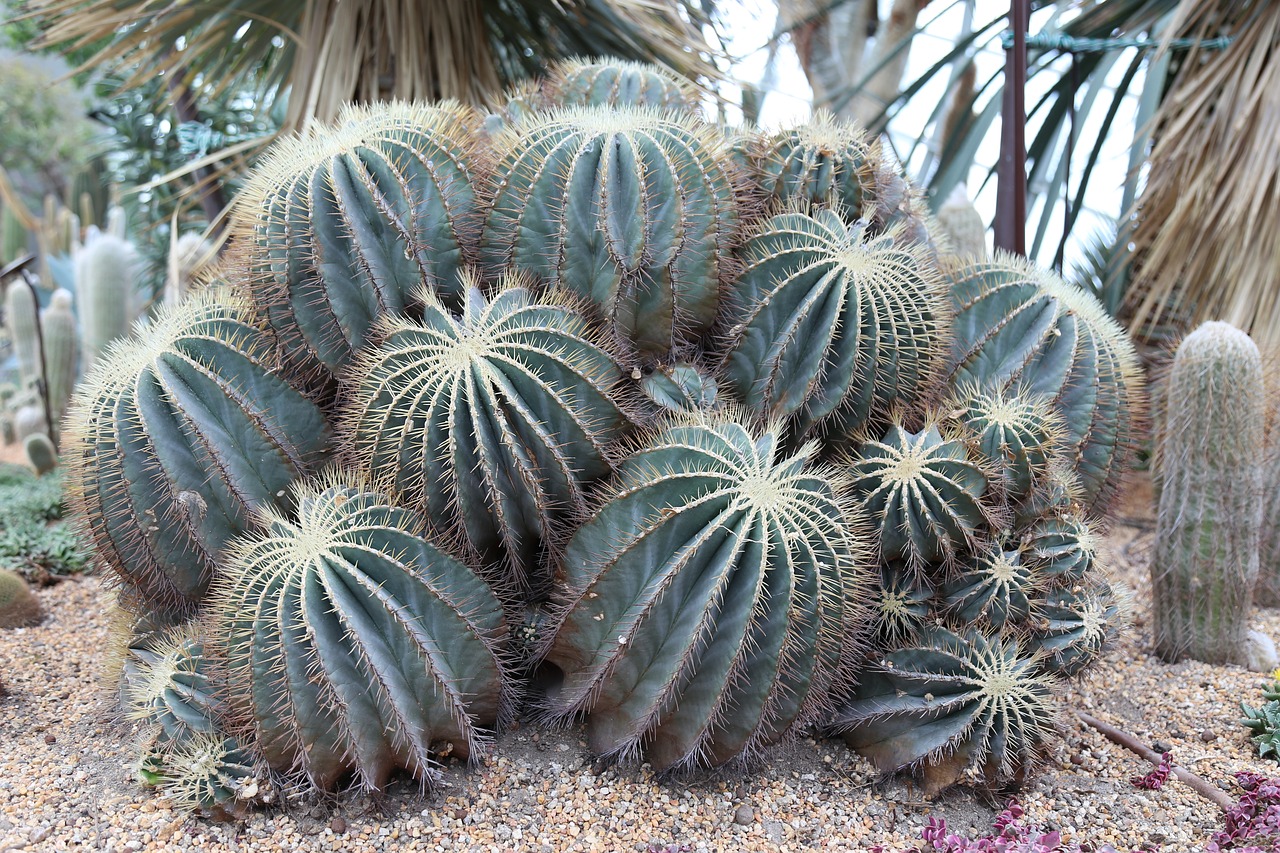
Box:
[238, 101, 482, 379]
[542, 58, 702, 112]
[936, 185, 986, 259]
[64, 289, 331, 614]
[0, 567, 43, 628]
[209, 478, 511, 792]
[4, 279, 43, 394]
[40, 288, 78, 437]
[23, 433, 57, 475]
[74, 232, 139, 372]
[1151, 321, 1264, 665]
[721, 208, 947, 439]
[164, 233, 215, 306]
[945, 255, 1144, 513]
[543, 414, 870, 771]
[343, 277, 628, 600]
[480, 106, 740, 362]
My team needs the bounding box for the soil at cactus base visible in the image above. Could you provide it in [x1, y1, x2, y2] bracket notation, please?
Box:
[0, 471, 1271, 852]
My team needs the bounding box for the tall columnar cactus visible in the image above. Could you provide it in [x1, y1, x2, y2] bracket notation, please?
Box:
[344, 276, 628, 599]
[480, 106, 740, 362]
[63, 289, 332, 614]
[945, 254, 1144, 513]
[1152, 321, 1264, 665]
[1, 204, 25, 263]
[1260, 438, 1280, 607]
[238, 101, 482, 378]
[4, 279, 42, 393]
[209, 478, 510, 791]
[721, 208, 948, 438]
[936, 184, 986, 259]
[40, 288, 78, 435]
[833, 628, 1059, 789]
[543, 413, 870, 771]
[74, 233, 138, 372]
[849, 418, 991, 569]
[543, 58, 702, 112]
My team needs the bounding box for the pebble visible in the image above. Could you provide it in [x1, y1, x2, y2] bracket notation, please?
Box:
[0, 516, 1266, 853]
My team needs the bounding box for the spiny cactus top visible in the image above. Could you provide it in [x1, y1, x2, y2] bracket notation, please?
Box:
[722, 207, 948, 437]
[64, 289, 332, 613]
[544, 413, 871, 771]
[210, 477, 511, 791]
[835, 627, 1059, 786]
[753, 114, 880, 217]
[480, 106, 741, 362]
[237, 101, 482, 377]
[951, 383, 1061, 500]
[849, 419, 990, 570]
[945, 254, 1143, 512]
[544, 58, 702, 112]
[343, 274, 629, 601]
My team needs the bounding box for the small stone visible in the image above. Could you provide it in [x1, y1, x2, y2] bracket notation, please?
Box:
[43, 734, 55, 745]
[30, 827, 52, 844]
[1200, 730, 1217, 743]
[1069, 753, 1085, 766]
[329, 817, 346, 834]
[452, 808, 467, 821]
[1245, 630, 1279, 673]
[1152, 741, 1172, 754]
[733, 804, 755, 826]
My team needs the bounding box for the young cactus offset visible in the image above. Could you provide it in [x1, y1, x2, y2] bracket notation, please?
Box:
[945, 254, 1144, 513]
[721, 208, 948, 438]
[40, 288, 79, 435]
[480, 106, 740, 362]
[1029, 579, 1127, 678]
[238, 101, 483, 377]
[209, 477, 511, 792]
[849, 418, 990, 570]
[543, 413, 871, 771]
[952, 384, 1061, 501]
[343, 275, 628, 600]
[74, 233, 139, 373]
[1152, 321, 1264, 665]
[834, 627, 1059, 789]
[63, 289, 332, 614]
[23, 433, 57, 475]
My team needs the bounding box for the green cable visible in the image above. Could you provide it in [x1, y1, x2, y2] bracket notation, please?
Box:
[999, 31, 1235, 52]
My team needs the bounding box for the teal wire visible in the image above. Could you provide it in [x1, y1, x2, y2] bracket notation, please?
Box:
[999, 32, 1235, 52]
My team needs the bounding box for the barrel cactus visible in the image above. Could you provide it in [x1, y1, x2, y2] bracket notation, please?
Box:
[479, 105, 740, 362]
[52, 62, 1145, 808]
[209, 477, 511, 791]
[543, 413, 870, 771]
[64, 289, 331, 613]
[0, 568, 42, 628]
[237, 101, 483, 378]
[721, 207, 947, 438]
[343, 275, 629, 599]
[945, 255, 1143, 512]
[1152, 321, 1264, 665]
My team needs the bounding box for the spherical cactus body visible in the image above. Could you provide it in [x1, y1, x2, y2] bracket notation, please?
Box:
[344, 276, 628, 600]
[544, 414, 870, 771]
[721, 208, 947, 438]
[64, 290, 332, 613]
[0, 568, 43, 628]
[23, 433, 57, 475]
[544, 59, 701, 112]
[238, 102, 483, 377]
[1151, 321, 1264, 665]
[210, 478, 510, 791]
[480, 106, 740, 362]
[945, 255, 1143, 513]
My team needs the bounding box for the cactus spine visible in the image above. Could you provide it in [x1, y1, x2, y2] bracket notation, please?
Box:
[1152, 321, 1264, 665]
[40, 289, 78, 436]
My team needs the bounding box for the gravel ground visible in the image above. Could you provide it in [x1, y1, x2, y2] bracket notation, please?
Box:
[0, 475, 1273, 852]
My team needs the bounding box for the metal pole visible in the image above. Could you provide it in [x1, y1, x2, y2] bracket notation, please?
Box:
[995, 0, 1030, 255]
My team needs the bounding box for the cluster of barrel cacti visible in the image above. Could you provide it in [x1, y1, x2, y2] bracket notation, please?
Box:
[63, 59, 1144, 815]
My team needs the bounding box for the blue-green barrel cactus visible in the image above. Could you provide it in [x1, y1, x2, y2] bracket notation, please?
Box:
[543, 413, 871, 771]
[544, 58, 702, 112]
[237, 101, 483, 378]
[63, 289, 332, 613]
[945, 254, 1144, 513]
[479, 106, 741, 362]
[721, 207, 948, 438]
[343, 275, 629, 600]
[209, 477, 510, 791]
